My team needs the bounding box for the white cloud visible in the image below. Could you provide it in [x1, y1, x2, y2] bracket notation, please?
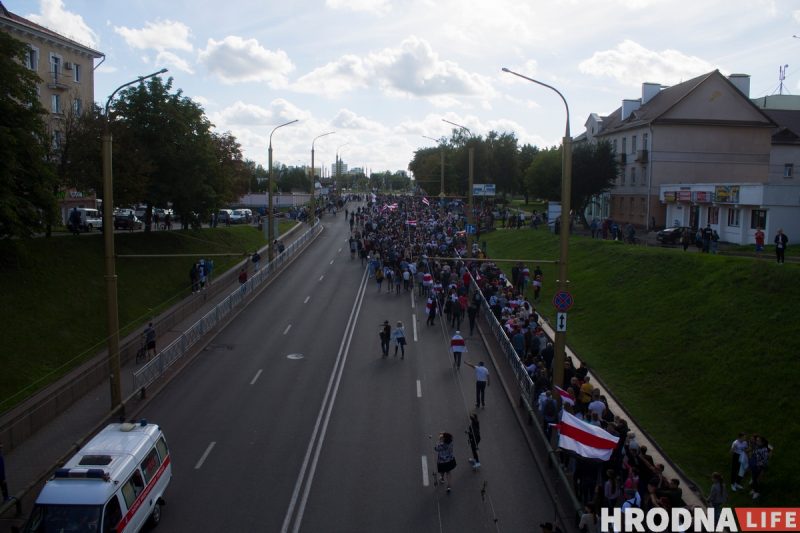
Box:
[294, 36, 494, 101]
[155, 51, 194, 74]
[326, 0, 391, 16]
[331, 109, 387, 132]
[578, 40, 717, 87]
[794, 10, 800, 24]
[211, 99, 311, 127]
[114, 20, 193, 52]
[26, 0, 98, 48]
[198, 36, 294, 86]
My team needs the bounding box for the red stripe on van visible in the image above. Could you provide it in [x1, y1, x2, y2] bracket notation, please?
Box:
[115, 454, 171, 532]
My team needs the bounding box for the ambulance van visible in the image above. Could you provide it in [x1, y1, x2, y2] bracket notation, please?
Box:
[23, 421, 172, 533]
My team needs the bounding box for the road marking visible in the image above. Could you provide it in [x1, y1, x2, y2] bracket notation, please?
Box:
[284, 324, 292, 335]
[194, 441, 216, 470]
[319, 275, 324, 282]
[412, 314, 418, 342]
[416, 380, 422, 398]
[304, 296, 310, 304]
[338, 247, 342, 252]
[250, 369, 263, 385]
[421, 456, 430, 487]
[410, 290, 415, 308]
[330, 259, 334, 265]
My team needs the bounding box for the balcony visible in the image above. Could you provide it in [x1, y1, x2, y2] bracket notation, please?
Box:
[635, 149, 649, 163]
[46, 70, 69, 90]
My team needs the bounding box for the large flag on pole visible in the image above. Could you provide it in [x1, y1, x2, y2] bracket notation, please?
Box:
[555, 410, 619, 461]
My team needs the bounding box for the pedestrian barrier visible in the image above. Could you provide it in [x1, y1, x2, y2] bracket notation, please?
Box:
[133, 222, 322, 392]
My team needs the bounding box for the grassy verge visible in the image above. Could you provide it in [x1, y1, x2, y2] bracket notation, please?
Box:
[481, 228, 800, 505]
[0, 222, 295, 411]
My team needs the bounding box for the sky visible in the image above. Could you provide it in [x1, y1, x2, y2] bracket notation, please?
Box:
[6, 0, 800, 178]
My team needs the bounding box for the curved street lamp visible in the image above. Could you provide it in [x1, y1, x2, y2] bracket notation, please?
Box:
[442, 119, 475, 253]
[267, 119, 299, 260]
[502, 66, 572, 390]
[311, 132, 335, 224]
[422, 135, 446, 198]
[102, 68, 168, 411]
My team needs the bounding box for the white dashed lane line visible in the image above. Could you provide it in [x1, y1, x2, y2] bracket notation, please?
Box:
[421, 456, 430, 487]
[319, 275, 325, 282]
[194, 442, 216, 470]
[284, 324, 292, 335]
[304, 296, 310, 304]
[416, 379, 422, 398]
[250, 369, 263, 385]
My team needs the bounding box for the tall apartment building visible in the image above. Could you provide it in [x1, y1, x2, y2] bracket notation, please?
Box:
[0, 1, 103, 151]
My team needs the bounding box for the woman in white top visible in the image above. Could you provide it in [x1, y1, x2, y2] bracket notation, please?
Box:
[392, 321, 406, 359]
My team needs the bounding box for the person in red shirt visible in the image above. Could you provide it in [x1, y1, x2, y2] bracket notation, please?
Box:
[754, 227, 765, 255]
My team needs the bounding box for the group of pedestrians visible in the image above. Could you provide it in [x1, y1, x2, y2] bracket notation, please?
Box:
[378, 320, 406, 358]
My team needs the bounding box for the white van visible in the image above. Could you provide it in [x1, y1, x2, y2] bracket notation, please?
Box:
[23, 421, 172, 533]
[68, 208, 104, 232]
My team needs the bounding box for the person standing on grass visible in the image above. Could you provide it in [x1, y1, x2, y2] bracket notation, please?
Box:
[774, 228, 788, 263]
[754, 227, 765, 256]
[709, 472, 727, 522]
[730, 432, 748, 492]
[748, 435, 771, 500]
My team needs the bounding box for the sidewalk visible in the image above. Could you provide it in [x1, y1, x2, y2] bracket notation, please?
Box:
[0, 222, 310, 528]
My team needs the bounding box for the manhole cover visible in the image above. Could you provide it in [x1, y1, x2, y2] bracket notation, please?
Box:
[286, 353, 304, 360]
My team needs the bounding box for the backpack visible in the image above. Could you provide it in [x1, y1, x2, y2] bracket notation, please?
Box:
[375, 269, 384, 281]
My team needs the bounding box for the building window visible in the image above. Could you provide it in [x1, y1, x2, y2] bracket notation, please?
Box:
[750, 209, 767, 229]
[622, 137, 627, 154]
[709, 207, 719, 225]
[51, 94, 61, 113]
[629, 197, 635, 213]
[640, 197, 646, 214]
[643, 133, 648, 150]
[74, 63, 81, 83]
[631, 135, 637, 153]
[50, 54, 61, 76]
[726, 208, 740, 227]
[72, 98, 82, 115]
[620, 171, 626, 185]
[785, 164, 794, 178]
[613, 139, 618, 153]
[630, 167, 636, 185]
[26, 46, 39, 71]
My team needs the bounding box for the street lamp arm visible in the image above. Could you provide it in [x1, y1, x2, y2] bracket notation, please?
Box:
[104, 68, 168, 116]
[442, 118, 472, 137]
[501, 67, 570, 137]
[312, 131, 335, 150]
[270, 119, 299, 147]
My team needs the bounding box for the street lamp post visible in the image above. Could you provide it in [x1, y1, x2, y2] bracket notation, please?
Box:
[442, 119, 474, 254]
[502, 67, 573, 390]
[422, 135, 445, 199]
[311, 132, 335, 225]
[102, 68, 167, 412]
[267, 119, 299, 260]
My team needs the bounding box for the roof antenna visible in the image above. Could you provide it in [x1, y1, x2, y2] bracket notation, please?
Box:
[778, 64, 790, 95]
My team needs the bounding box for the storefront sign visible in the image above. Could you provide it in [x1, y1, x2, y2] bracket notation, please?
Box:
[677, 190, 692, 202]
[714, 185, 740, 203]
[694, 191, 712, 203]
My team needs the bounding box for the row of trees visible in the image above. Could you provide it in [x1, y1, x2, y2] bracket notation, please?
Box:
[408, 129, 619, 224]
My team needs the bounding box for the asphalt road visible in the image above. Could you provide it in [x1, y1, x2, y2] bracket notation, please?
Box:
[137, 209, 553, 533]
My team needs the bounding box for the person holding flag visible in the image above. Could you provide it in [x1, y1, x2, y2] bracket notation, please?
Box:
[450, 331, 467, 369]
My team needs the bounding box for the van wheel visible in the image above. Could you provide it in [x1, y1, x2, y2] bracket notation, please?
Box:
[149, 502, 162, 527]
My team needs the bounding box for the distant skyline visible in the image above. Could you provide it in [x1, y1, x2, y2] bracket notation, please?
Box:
[7, 0, 800, 176]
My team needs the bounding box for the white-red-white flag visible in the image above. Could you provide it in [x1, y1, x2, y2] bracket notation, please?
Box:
[555, 385, 575, 406]
[422, 197, 430, 206]
[555, 410, 619, 461]
[406, 219, 417, 226]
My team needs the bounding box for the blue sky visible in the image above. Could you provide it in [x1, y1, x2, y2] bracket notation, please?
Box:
[7, 0, 800, 176]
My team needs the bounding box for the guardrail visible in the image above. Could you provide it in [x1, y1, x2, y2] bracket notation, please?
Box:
[133, 221, 322, 391]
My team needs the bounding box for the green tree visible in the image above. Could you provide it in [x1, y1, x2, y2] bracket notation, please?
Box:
[571, 139, 618, 225]
[517, 144, 539, 203]
[277, 166, 310, 192]
[0, 32, 57, 239]
[524, 146, 561, 201]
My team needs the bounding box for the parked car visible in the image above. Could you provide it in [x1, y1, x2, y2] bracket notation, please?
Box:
[114, 212, 143, 231]
[67, 208, 103, 232]
[230, 209, 249, 224]
[657, 226, 693, 245]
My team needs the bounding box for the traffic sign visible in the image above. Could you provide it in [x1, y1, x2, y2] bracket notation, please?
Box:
[465, 223, 477, 235]
[556, 312, 567, 332]
[552, 290, 574, 312]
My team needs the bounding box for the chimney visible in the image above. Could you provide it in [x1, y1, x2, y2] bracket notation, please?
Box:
[728, 74, 750, 97]
[621, 99, 641, 121]
[641, 82, 661, 105]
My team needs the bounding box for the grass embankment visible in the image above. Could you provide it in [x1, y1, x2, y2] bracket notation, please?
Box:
[482, 228, 800, 505]
[0, 223, 294, 411]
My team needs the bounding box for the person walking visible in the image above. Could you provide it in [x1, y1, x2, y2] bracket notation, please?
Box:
[426, 295, 437, 326]
[143, 322, 157, 360]
[252, 250, 261, 271]
[730, 432, 748, 492]
[392, 321, 406, 359]
[709, 472, 727, 522]
[434, 432, 456, 493]
[467, 302, 478, 336]
[465, 360, 489, 408]
[379, 320, 391, 357]
[450, 331, 467, 369]
[774, 228, 788, 263]
[754, 227, 765, 256]
[466, 413, 481, 469]
[238, 267, 248, 295]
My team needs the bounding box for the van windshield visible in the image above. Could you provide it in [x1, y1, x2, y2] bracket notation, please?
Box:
[23, 504, 102, 532]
